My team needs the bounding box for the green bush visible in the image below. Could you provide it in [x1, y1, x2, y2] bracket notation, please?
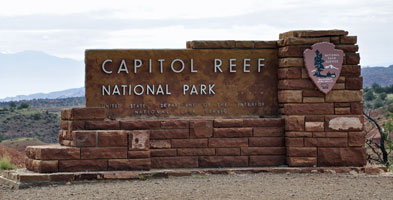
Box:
[17, 102, 29, 109]
[388, 105, 393, 113]
[374, 98, 384, 109]
[0, 155, 16, 171]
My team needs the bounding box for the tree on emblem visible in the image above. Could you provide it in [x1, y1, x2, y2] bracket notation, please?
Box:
[313, 50, 325, 77]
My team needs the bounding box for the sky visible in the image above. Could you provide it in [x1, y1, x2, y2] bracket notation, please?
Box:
[0, 0, 392, 98]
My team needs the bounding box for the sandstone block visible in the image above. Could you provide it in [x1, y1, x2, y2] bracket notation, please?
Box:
[335, 103, 350, 108]
[286, 147, 317, 157]
[326, 90, 362, 102]
[235, 40, 254, 48]
[59, 160, 108, 172]
[253, 127, 284, 137]
[254, 41, 277, 49]
[26, 144, 80, 160]
[249, 155, 286, 166]
[120, 120, 161, 130]
[278, 67, 302, 79]
[81, 147, 127, 159]
[72, 131, 97, 147]
[287, 157, 316, 167]
[303, 89, 324, 97]
[189, 40, 236, 49]
[214, 128, 252, 137]
[214, 119, 243, 127]
[304, 138, 347, 147]
[318, 147, 366, 166]
[108, 159, 151, 170]
[85, 120, 119, 130]
[171, 139, 208, 148]
[335, 107, 351, 115]
[151, 149, 177, 157]
[209, 138, 248, 148]
[189, 120, 213, 138]
[279, 30, 348, 39]
[345, 77, 363, 90]
[177, 148, 215, 156]
[330, 36, 340, 44]
[277, 37, 330, 47]
[61, 108, 105, 120]
[301, 68, 309, 79]
[332, 83, 345, 90]
[161, 120, 189, 129]
[278, 46, 307, 57]
[305, 116, 325, 122]
[285, 138, 304, 147]
[151, 157, 198, 168]
[278, 90, 302, 103]
[241, 147, 286, 155]
[278, 80, 315, 89]
[199, 156, 248, 167]
[249, 137, 284, 147]
[25, 158, 58, 173]
[284, 104, 334, 115]
[150, 129, 189, 139]
[303, 97, 325, 103]
[285, 132, 312, 137]
[127, 151, 150, 159]
[348, 132, 365, 147]
[341, 65, 361, 77]
[336, 45, 358, 52]
[243, 118, 283, 127]
[345, 53, 360, 65]
[325, 115, 363, 131]
[278, 58, 304, 67]
[215, 148, 240, 156]
[285, 115, 305, 131]
[340, 36, 357, 44]
[305, 122, 324, 132]
[350, 103, 363, 114]
[97, 130, 127, 147]
[150, 140, 171, 149]
[129, 130, 150, 150]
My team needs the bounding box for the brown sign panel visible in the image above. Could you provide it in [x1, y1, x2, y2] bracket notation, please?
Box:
[304, 42, 344, 94]
[85, 49, 278, 118]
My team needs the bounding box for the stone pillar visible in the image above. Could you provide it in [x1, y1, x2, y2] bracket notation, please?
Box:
[278, 30, 366, 167]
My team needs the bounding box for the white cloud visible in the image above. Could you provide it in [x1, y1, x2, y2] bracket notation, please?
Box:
[0, 0, 392, 97]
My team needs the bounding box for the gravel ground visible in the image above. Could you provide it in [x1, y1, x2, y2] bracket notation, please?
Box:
[1, 173, 393, 200]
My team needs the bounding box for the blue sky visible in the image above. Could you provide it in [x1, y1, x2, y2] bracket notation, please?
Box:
[0, 0, 392, 98]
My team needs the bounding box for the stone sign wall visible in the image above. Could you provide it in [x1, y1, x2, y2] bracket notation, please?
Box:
[25, 30, 366, 173]
[85, 49, 278, 118]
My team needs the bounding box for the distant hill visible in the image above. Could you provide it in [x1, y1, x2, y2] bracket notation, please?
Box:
[362, 65, 393, 87]
[0, 87, 84, 102]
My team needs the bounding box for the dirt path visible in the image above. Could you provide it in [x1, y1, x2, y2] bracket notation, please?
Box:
[1, 173, 393, 200]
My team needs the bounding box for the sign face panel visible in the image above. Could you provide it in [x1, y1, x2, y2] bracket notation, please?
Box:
[304, 42, 344, 94]
[85, 49, 278, 118]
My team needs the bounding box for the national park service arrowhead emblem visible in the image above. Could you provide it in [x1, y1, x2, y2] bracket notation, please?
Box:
[304, 42, 344, 94]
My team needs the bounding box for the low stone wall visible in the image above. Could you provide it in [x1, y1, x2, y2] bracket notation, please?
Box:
[25, 108, 285, 173]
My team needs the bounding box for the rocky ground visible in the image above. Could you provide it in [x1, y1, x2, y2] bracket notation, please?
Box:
[1, 172, 393, 200]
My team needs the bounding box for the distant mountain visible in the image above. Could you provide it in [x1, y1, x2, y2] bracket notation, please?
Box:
[0, 50, 84, 99]
[0, 87, 84, 102]
[362, 65, 393, 87]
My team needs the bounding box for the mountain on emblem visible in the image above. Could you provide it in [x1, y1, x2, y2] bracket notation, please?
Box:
[304, 42, 344, 94]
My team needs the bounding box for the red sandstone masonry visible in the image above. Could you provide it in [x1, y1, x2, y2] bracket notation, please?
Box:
[25, 30, 366, 173]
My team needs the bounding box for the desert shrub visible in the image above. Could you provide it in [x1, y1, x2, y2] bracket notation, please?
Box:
[388, 105, 393, 113]
[0, 155, 16, 171]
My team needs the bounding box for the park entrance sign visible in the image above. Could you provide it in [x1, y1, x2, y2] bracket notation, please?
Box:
[85, 49, 278, 118]
[24, 30, 366, 175]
